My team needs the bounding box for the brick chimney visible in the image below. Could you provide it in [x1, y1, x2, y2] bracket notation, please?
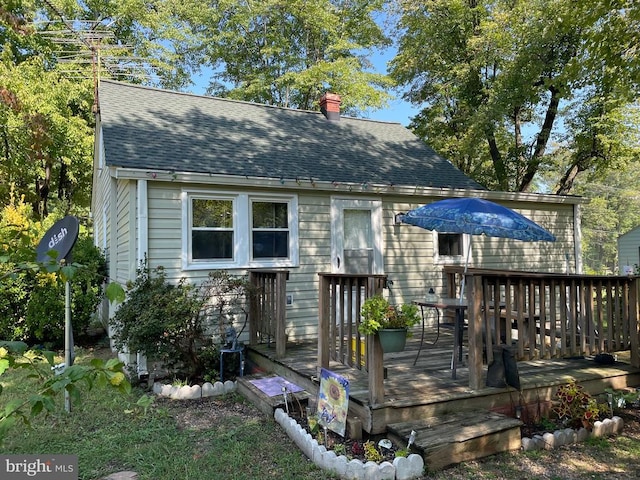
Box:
[320, 92, 341, 121]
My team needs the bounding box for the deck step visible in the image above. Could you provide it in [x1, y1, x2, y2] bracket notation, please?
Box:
[237, 374, 312, 417]
[387, 410, 522, 471]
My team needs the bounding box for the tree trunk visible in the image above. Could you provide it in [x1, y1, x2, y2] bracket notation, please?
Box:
[518, 85, 561, 192]
[486, 129, 508, 190]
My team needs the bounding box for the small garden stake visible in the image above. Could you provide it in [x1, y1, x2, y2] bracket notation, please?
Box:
[408, 430, 416, 449]
[282, 386, 289, 415]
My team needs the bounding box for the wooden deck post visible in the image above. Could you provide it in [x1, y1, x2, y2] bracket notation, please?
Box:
[468, 274, 484, 390]
[367, 333, 385, 404]
[275, 271, 287, 358]
[318, 274, 330, 373]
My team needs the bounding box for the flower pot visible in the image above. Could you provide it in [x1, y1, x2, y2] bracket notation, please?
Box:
[377, 328, 408, 353]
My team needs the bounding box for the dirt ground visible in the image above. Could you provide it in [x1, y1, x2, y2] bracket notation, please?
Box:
[161, 392, 640, 480]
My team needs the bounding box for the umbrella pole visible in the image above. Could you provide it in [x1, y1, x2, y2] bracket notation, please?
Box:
[452, 237, 472, 377]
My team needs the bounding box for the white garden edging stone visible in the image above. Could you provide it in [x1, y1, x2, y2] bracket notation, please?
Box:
[521, 416, 624, 451]
[273, 408, 424, 480]
[152, 380, 236, 399]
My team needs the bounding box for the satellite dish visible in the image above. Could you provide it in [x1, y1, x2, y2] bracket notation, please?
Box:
[36, 216, 80, 263]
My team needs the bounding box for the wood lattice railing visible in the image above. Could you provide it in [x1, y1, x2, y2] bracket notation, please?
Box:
[317, 269, 640, 399]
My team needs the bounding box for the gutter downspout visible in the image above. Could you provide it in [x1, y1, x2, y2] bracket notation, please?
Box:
[136, 179, 149, 379]
[573, 203, 583, 274]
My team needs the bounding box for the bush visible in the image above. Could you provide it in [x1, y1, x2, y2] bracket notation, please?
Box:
[0, 191, 108, 347]
[110, 265, 254, 381]
[23, 236, 107, 347]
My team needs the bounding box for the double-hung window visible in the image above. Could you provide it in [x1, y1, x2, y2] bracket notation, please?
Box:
[183, 190, 298, 269]
[191, 197, 234, 260]
[433, 232, 466, 265]
[251, 200, 289, 259]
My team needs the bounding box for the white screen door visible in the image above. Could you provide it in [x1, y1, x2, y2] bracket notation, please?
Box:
[330, 198, 383, 274]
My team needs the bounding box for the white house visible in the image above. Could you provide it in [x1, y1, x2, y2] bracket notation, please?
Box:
[92, 80, 585, 346]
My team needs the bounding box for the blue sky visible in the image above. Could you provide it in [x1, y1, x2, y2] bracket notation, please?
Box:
[367, 94, 419, 126]
[189, 47, 420, 126]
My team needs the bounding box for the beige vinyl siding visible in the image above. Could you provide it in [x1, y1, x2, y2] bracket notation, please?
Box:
[90, 136, 113, 326]
[120, 181, 580, 343]
[146, 183, 189, 279]
[285, 193, 331, 341]
[115, 179, 135, 284]
[618, 227, 640, 274]
[381, 198, 576, 306]
[144, 183, 333, 342]
[91, 134, 111, 260]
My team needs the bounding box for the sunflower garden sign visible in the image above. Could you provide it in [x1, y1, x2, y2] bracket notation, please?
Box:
[317, 368, 349, 436]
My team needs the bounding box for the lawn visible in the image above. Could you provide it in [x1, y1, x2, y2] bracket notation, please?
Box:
[3, 347, 640, 480]
[0, 347, 329, 480]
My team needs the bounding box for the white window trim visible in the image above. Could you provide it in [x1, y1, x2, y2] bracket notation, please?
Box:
[432, 231, 469, 266]
[330, 197, 383, 274]
[182, 189, 299, 270]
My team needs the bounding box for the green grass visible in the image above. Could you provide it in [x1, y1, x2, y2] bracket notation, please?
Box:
[0, 348, 328, 480]
[5, 347, 640, 480]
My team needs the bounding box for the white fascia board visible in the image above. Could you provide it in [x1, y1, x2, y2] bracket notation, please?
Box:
[110, 167, 586, 206]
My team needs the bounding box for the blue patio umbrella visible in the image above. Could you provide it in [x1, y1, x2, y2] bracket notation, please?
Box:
[401, 197, 556, 298]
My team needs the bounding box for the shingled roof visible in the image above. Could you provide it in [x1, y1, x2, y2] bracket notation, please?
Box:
[98, 80, 485, 190]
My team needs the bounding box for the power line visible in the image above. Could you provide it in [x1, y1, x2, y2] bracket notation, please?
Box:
[35, 2, 156, 111]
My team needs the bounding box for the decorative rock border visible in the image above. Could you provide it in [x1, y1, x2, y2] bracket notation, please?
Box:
[521, 416, 624, 451]
[274, 408, 424, 480]
[152, 380, 237, 400]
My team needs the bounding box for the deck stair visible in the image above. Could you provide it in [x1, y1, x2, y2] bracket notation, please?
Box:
[386, 410, 522, 471]
[236, 374, 313, 417]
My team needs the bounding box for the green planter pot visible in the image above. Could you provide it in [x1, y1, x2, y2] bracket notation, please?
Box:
[377, 328, 408, 353]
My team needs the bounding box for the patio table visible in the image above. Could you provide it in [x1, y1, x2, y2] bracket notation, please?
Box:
[413, 299, 467, 379]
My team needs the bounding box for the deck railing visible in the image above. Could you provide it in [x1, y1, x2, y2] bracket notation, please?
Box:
[444, 267, 640, 389]
[318, 273, 388, 403]
[248, 269, 289, 358]
[316, 269, 639, 398]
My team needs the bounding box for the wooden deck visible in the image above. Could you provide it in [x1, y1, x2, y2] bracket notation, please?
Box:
[246, 327, 640, 435]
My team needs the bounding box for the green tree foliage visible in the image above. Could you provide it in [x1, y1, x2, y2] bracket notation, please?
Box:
[390, 0, 640, 193]
[184, 0, 394, 112]
[573, 163, 640, 274]
[0, 194, 108, 347]
[0, 2, 95, 217]
[0, 58, 94, 217]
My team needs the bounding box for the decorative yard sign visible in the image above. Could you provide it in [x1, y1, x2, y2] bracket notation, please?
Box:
[317, 368, 350, 437]
[36, 216, 80, 263]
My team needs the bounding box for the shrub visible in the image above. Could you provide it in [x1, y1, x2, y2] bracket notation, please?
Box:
[8, 236, 107, 348]
[0, 193, 107, 347]
[110, 264, 254, 381]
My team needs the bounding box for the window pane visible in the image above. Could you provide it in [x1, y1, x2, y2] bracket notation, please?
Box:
[253, 231, 289, 258]
[193, 199, 233, 228]
[253, 202, 288, 228]
[344, 209, 372, 249]
[438, 233, 462, 256]
[192, 231, 233, 259]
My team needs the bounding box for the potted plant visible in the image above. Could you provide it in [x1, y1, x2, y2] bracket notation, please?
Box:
[358, 295, 421, 352]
